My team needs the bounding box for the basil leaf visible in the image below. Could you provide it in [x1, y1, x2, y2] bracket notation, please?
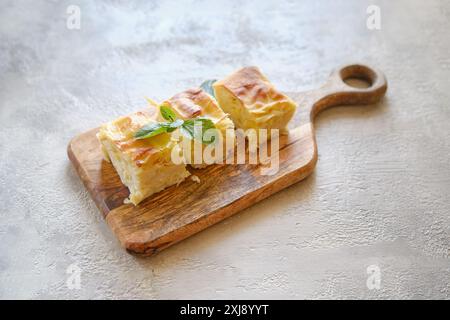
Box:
[180, 122, 195, 140]
[166, 119, 184, 132]
[134, 116, 215, 143]
[181, 117, 217, 144]
[134, 122, 169, 139]
[200, 79, 217, 98]
[160, 105, 177, 122]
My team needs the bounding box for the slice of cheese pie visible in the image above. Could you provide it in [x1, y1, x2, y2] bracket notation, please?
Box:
[213, 66, 297, 136]
[97, 110, 190, 205]
[157, 88, 235, 168]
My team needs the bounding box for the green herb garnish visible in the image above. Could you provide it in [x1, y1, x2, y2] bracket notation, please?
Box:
[181, 117, 216, 144]
[134, 122, 171, 139]
[200, 79, 217, 98]
[160, 104, 177, 122]
[134, 105, 217, 144]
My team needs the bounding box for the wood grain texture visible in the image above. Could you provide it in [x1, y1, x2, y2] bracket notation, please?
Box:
[68, 64, 387, 256]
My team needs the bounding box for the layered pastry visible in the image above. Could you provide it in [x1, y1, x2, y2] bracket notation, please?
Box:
[213, 66, 297, 135]
[97, 110, 190, 205]
[157, 88, 235, 168]
[96, 67, 297, 205]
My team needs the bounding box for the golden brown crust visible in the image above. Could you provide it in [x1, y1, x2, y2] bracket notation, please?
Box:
[165, 88, 210, 118]
[162, 88, 228, 122]
[115, 139, 160, 167]
[214, 66, 289, 108]
[98, 110, 172, 167]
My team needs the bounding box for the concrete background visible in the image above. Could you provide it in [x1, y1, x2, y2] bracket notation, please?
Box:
[0, 0, 449, 299]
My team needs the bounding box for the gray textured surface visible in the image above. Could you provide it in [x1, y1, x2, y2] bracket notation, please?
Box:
[0, 0, 449, 299]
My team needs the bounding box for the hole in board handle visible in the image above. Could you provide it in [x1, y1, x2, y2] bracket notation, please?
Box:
[343, 77, 371, 89]
[339, 65, 377, 90]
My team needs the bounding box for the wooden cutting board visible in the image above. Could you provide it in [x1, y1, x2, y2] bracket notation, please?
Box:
[68, 64, 387, 256]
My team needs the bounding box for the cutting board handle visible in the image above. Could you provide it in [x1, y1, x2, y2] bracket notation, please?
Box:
[305, 63, 388, 121]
